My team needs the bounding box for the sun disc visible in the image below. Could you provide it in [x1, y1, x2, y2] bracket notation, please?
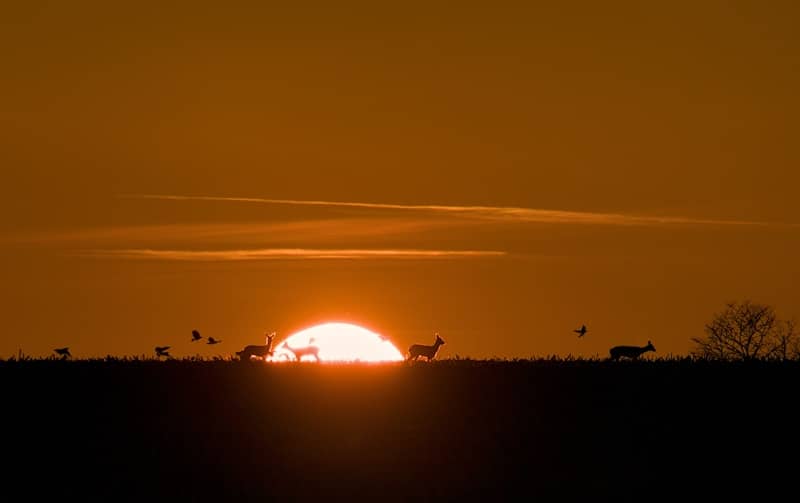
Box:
[269, 322, 403, 363]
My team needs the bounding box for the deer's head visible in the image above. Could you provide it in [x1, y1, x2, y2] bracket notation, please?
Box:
[435, 334, 445, 345]
[645, 340, 656, 352]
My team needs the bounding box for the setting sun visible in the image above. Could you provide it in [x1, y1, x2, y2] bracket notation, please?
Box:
[269, 322, 404, 363]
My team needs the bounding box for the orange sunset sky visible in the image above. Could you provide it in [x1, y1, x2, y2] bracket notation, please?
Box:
[1, 1, 798, 359]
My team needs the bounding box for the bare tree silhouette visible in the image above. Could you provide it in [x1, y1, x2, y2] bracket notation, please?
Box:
[692, 301, 798, 361]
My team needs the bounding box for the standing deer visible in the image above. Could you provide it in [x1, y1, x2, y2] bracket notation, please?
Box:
[236, 332, 276, 361]
[609, 340, 656, 361]
[407, 333, 445, 362]
[281, 339, 320, 362]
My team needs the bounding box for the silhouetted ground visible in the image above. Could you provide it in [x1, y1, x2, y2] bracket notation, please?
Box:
[3, 358, 797, 501]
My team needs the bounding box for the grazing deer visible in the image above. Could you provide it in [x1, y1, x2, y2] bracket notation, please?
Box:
[236, 332, 276, 361]
[407, 333, 445, 362]
[609, 340, 656, 361]
[281, 339, 320, 362]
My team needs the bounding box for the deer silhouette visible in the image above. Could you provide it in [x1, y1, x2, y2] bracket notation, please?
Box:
[407, 333, 445, 362]
[236, 332, 276, 361]
[609, 340, 656, 361]
[281, 339, 320, 362]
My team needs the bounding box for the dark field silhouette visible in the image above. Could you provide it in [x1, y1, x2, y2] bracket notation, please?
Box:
[3, 358, 797, 501]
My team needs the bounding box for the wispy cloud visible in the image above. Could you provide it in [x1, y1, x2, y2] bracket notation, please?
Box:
[122, 194, 774, 227]
[80, 248, 507, 261]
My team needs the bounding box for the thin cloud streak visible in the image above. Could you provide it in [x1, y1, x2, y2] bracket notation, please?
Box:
[123, 194, 775, 227]
[81, 248, 507, 261]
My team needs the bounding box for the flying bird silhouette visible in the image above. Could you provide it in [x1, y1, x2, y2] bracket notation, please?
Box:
[155, 346, 171, 358]
[207, 337, 222, 345]
[191, 330, 202, 342]
[54, 347, 71, 359]
[574, 325, 588, 338]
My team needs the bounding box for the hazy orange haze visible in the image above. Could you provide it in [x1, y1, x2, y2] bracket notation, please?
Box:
[1, 1, 799, 358]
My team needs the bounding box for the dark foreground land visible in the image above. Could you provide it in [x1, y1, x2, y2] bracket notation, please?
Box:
[3, 359, 798, 501]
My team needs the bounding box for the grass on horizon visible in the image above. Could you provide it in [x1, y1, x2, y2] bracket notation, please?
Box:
[3, 354, 799, 366]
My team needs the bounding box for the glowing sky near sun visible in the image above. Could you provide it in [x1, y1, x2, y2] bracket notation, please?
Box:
[270, 323, 405, 363]
[1, 1, 799, 359]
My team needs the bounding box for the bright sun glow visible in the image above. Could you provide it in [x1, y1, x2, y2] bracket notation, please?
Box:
[269, 322, 404, 363]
